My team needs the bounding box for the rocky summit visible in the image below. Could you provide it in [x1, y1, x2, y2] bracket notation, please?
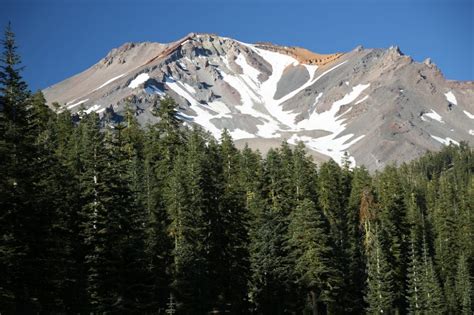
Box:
[43, 33, 474, 171]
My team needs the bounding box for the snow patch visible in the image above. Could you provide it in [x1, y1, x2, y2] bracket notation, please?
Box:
[218, 55, 282, 137]
[313, 92, 323, 106]
[355, 95, 369, 105]
[289, 84, 369, 164]
[333, 84, 370, 108]
[94, 73, 126, 91]
[234, 54, 261, 86]
[166, 76, 226, 139]
[431, 135, 459, 146]
[463, 110, 474, 119]
[165, 76, 195, 102]
[444, 91, 457, 105]
[67, 98, 89, 110]
[230, 129, 256, 140]
[422, 110, 444, 123]
[84, 104, 101, 114]
[129, 73, 150, 88]
[252, 47, 306, 128]
[469, 130, 474, 136]
[288, 133, 364, 166]
[312, 60, 348, 83]
[207, 101, 231, 115]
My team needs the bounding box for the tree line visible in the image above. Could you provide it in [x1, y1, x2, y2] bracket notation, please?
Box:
[1, 24, 472, 314]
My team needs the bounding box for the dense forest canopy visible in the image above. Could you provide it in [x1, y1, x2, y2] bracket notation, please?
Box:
[1, 25, 472, 314]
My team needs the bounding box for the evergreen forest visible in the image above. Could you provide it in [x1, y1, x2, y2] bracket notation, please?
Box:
[1, 25, 472, 314]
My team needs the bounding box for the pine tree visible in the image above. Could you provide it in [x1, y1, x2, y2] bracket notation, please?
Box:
[346, 166, 372, 313]
[143, 97, 184, 311]
[115, 117, 153, 312]
[317, 159, 347, 311]
[365, 226, 396, 314]
[374, 165, 408, 312]
[406, 189, 444, 314]
[76, 113, 107, 311]
[406, 235, 423, 314]
[0, 23, 52, 313]
[455, 254, 473, 314]
[420, 243, 444, 314]
[288, 198, 338, 315]
[432, 172, 460, 311]
[210, 130, 250, 312]
[248, 148, 295, 314]
[405, 192, 425, 314]
[50, 109, 91, 313]
[238, 144, 265, 218]
[248, 201, 294, 314]
[26, 91, 78, 312]
[167, 127, 214, 314]
[292, 142, 317, 203]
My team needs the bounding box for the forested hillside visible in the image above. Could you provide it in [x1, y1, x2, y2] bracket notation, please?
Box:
[1, 26, 472, 314]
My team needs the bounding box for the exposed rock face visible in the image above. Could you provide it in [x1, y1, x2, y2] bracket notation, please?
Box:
[43, 33, 474, 171]
[254, 42, 344, 66]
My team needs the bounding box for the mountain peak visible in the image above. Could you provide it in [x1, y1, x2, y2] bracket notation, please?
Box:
[43, 34, 474, 171]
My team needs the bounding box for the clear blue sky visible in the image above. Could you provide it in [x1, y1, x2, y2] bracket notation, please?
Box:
[2, 0, 473, 91]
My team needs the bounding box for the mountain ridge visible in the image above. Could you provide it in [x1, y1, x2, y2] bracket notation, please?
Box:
[43, 33, 474, 171]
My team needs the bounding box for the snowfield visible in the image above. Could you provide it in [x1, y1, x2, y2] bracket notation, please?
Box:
[431, 135, 459, 146]
[444, 91, 457, 105]
[422, 110, 444, 123]
[163, 46, 363, 165]
[94, 73, 126, 91]
[129, 73, 150, 89]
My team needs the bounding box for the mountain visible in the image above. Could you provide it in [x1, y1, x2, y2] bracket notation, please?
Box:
[43, 33, 474, 171]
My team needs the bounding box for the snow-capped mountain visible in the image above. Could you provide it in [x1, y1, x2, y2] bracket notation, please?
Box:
[43, 33, 474, 171]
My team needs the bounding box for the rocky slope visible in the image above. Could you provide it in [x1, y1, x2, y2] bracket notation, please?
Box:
[43, 33, 474, 171]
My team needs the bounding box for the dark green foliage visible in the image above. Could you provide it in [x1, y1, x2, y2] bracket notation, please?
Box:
[0, 23, 54, 313]
[345, 166, 371, 313]
[248, 201, 294, 314]
[1, 25, 473, 314]
[455, 254, 473, 314]
[317, 160, 348, 312]
[288, 198, 338, 314]
[373, 165, 408, 312]
[365, 226, 396, 314]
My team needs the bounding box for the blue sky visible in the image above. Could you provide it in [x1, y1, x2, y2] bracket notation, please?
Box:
[2, 0, 473, 91]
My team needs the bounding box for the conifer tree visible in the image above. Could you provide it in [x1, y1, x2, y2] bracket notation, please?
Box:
[292, 142, 317, 203]
[365, 226, 396, 314]
[455, 254, 473, 314]
[212, 130, 250, 312]
[406, 236, 423, 314]
[248, 148, 295, 314]
[248, 201, 294, 314]
[167, 127, 214, 314]
[420, 241, 445, 314]
[143, 97, 184, 310]
[405, 192, 425, 314]
[374, 165, 408, 312]
[288, 198, 338, 315]
[317, 159, 347, 311]
[432, 172, 459, 311]
[0, 23, 49, 313]
[239, 144, 265, 217]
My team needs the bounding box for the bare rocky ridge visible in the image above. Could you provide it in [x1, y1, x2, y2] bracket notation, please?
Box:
[254, 42, 344, 66]
[43, 33, 474, 171]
